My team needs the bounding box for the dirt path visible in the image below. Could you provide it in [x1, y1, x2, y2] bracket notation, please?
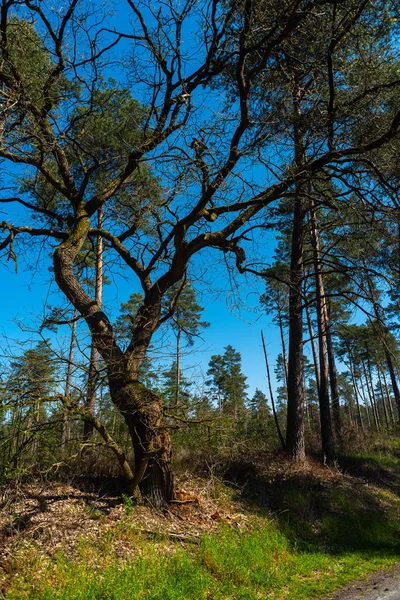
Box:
[320, 564, 400, 600]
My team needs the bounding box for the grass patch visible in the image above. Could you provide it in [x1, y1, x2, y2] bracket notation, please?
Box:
[3, 511, 399, 600]
[2, 437, 400, 600]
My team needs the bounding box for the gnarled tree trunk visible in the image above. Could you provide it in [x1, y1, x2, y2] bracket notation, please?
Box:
[108, 376, 174, 507]
[53, 210, 175, 508]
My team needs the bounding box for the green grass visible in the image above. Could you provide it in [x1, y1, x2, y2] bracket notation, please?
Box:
[4, 511, 399, 600]
[3, 437, 400, 600]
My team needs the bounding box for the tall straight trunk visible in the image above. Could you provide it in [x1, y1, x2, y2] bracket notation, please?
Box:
[377, 366, 390, 429]
[84, 208, 104, 439]
[7, 405, 19, 463]
[361, 360, 377, 429]
[174, 329, 181, 408]
[384, 348, 400, 422]
[261, 331, 285, 450]
[349, 355, 364, 432]
[362, 364, 379, 431]
[303, 371, 311, 431]
[286, 218, 305, 459]
[360, 378, 372, 429]
[366, 355, 381, 430]
[277, 308, 289, 389]
[325, 303, 341, 445]
[61, 308, 78, 452]
[305, 296, 321, 393]
[11, 407, 23, 468]
[347, 393, 355, 430]
[31, 400, 40, 456]
[381, 365, 396, 425]
[286, 88, 306, 461]
[364, 269, 400, 421]
[309, 202, 334, 462]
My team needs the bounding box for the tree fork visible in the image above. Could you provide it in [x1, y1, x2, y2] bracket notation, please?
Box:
[54, 213, 174, 507]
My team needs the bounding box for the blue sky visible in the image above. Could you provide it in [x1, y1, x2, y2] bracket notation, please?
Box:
[0, 0, 288, 401]
[0, 231, 281, 399]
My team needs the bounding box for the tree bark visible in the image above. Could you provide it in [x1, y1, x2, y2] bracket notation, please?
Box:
[286, 189, 306, 460]
[108, 376, 174, 507]
[53, 209, 175, 507]
[84, 208, 104, 439]
[305, 298, 321, 393]
[175, 329, 181, 408]
[277, 307, 289, 389]
[381, 365, 396, 426]
[360, 379, 372, 429]
[309, 202, 334, 462]
[384, 348, 400, 422]
[348, 354, 365, 433]
[286, 86, 306, 462]
[261, 331, 285, 450]
[367, 355, 381, 430]
[377, 365, 390, 429]
[364, 269, 400, 422]
[325, 304, 342, 446]
[61, 308, 78, 453]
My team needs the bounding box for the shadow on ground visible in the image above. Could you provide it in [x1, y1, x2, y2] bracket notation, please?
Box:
[224, 450, 400, 556]
[0, 476, 125, 544]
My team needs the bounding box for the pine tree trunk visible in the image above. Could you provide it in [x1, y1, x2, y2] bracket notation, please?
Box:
[325, 304, 342, 445]
[347, 395, 355, 430]
[349, 355, 364, 433]
[305, 297, 320, 393]
[309, 202, 334, 462]
[53, 211, 175, 508]
[61, 308, 78, 452]
[367, 355, 381, 430]
[362, 361, 379, 431]
[108, 375, 174, 507]
[384, 349, 400, 422]
[286, 188, 305, 460]
[175, 329, 181, 408]
[360, 379, 372, 429]
[261, 331, 285, 450]
[381, 365, 396, 425]
[286, 87, 306, 462]
[84, 208, 104, 439]
[364, 269, 400, 422]
[377, 365, 390, 429]
[277, 309, 289, 389]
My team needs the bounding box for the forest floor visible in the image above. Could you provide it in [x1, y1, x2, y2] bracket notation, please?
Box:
[0, 435, 399, 599]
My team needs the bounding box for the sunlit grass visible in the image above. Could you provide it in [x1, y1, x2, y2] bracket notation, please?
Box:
[4, 513, 399, 600]
[3, 436, 400, 600]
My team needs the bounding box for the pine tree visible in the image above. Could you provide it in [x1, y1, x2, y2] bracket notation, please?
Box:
[207, 346, 248, 421]
[164, 282, 209, 407]
[3, 341, 57, 468]
[248, 388, 271, 429]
